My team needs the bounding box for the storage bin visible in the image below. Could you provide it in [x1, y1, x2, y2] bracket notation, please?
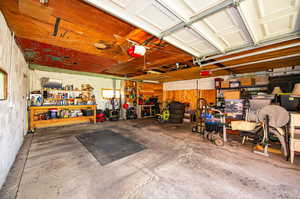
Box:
[221, 81, 229, 88]
[82, 109, 93, 116]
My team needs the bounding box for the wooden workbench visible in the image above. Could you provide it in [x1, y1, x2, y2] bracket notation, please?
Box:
[28, 105, 96, 131]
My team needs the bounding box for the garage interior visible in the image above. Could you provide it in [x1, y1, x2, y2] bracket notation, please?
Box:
[0, 0, 300, 198]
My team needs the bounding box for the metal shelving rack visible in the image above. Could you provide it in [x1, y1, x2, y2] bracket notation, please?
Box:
[215, 84, 269, 110]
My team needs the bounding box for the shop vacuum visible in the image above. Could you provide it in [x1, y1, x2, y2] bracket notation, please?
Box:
[96, 110, 106, 122]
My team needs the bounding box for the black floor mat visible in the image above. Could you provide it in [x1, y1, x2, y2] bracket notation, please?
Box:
[76, 130, 145, 165]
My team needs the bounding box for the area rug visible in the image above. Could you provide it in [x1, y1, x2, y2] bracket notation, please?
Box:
[76, 130, 145, 165]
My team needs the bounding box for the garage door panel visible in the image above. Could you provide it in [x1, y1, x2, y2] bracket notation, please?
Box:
[136, 1, 182, 31]
[219, 30, 248, 48]
[84, 0, 300, 58]
[192, 8, 251, 51]
[258, 0, 297, 17]
[191, 22, 227, 52]
[172, 28, 200, 43]
[190, 41, 216, 54]
[240, 0, 300, 42]
[164, 35, 202, 57]
[183, 0, 225, 14]
[203, 9, 238, 33]
[169, 28, 217, 55]
[265, 15, 295, 35]
[158, 0, 226, 21]
[111, 0, 132, 8]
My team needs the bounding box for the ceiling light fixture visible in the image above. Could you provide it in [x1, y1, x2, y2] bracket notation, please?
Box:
[94, 41, 108, 50]
[40, 0, 48, 5]
[147, 70, 162, 74]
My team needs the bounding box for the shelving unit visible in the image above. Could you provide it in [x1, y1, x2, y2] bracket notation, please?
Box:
[124, 80, 138, 105]
[215, 85, 268, 110]
[216, 85, 268, 90]
[28, 105, 96, 131]
[138, 82, 163, 103]
[41, 88, 95, 106]
[138, 104, 156, 118]
[124, 80, 163, 119]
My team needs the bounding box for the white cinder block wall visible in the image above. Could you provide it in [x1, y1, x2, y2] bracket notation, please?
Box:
[0, 12, 29, 188]
[29, 70, 121, 110]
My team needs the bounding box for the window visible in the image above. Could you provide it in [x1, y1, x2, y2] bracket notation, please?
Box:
[0, 68, 7, 100]
[102, 89, 120, 99]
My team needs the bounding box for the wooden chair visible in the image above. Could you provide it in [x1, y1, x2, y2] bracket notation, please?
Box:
[290, 113, 300, 163]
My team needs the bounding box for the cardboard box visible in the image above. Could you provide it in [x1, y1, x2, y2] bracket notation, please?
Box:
[229, 81, 240, 88]
[221, 81, 230, 88]
[255, 75, 269, 85]
[224, 91, 240, 100]
[239, 77, 255, 86]
[225, 99, 244, 119]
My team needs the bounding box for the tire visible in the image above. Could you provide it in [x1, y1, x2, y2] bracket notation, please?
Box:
[169, 114, 184, 119]
[214, 138, 224, 146]
[169, 106, 185, 111]
[169, 102, 185, 110]
[192, 126, 197, 132]
[169, 109, 185, 114]
[207, 132, 214, 141]
[204, 131, 209, 139]
[169, 118, 183, 123]
[211, 133, 219, 141]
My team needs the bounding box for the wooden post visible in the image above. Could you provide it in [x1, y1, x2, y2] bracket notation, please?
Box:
[29, 107, 34, 131]
[93, 105, 96, 124]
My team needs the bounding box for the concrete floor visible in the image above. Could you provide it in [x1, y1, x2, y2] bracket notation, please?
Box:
[1, 119, 300, 199]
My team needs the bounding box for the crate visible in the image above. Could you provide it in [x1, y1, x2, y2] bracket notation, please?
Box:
[224, 91, 240, 100]
[239, 77, 255, 86]
[221, 81, 230, 88]
[254, 75, 269, 85]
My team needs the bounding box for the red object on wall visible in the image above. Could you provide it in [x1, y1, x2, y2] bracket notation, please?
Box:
[200, 70, 211, 76]
[122, 103, 129, 110]
[127, 46, 142, 58]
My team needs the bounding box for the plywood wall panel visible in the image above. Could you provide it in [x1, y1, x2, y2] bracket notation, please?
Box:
[163, 89, 216, 109]
[138, 82, 163, 102]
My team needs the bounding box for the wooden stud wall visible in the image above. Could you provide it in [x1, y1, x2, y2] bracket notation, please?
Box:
[138, 82, 163, 103]
[163, 89, 216, 109]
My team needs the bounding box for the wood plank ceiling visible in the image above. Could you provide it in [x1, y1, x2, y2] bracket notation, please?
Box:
[0, 0, 191, 77]
[0, 0, 299, 82]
